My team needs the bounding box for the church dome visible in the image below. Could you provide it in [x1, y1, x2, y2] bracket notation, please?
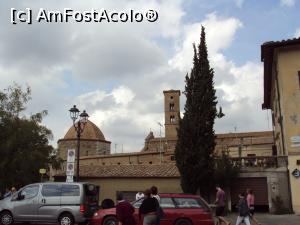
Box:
[63, 120, 106, 141]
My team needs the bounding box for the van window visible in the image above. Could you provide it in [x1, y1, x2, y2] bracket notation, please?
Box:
[21, 185, 39, 199]
[42, 184, 61, 197]
[61, 184, 80, 196]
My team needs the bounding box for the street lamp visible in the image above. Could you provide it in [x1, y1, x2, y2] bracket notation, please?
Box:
[69, 105, 89, 182]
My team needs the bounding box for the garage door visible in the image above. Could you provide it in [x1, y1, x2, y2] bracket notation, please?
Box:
[231, 177, 268, 207]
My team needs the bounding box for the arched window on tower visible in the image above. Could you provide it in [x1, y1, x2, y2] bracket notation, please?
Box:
[170, 103, 175, 111]
[170, 115, 175, 123]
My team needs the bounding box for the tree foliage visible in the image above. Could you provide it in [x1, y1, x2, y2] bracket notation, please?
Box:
[0, 83, 57, 191]
[214, 150, 240, 188]
[175, 26, 218, 197]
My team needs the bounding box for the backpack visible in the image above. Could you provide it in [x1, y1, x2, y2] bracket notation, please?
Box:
[239, 199, 250, 217]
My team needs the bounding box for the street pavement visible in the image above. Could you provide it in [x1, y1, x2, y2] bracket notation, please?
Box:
[224, 213, 300, 225]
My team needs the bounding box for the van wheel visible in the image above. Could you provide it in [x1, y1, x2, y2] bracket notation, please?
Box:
[58, 213, 74, 225]
[103, 216, 117, 225]
[174, 219, 192, 225]
[0, 211, 13, 225]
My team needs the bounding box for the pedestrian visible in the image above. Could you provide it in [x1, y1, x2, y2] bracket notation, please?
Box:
[136, 191, 144, 201]
[150, 186, 160, 202]
[247, 189, 261, 225]
[11, 187, 17, 195]
[139, 189, 159, 225]
[215, 185, 231, 225]
[3, 188, 11, 198]
[235, 192, 251, 225]
[150, 186, 164, 225]
[116, 192, 136, 225]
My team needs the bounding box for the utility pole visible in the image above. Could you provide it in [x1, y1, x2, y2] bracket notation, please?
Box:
[158, 122, 163, 164]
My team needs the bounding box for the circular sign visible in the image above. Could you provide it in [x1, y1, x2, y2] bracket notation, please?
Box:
[68, 164, 74, 170]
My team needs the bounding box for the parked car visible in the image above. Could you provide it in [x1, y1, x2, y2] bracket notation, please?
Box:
[91, 193, 214, 225]
[0, 182, 99, 225]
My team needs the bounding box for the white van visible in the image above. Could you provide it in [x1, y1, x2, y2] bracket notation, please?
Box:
[0, 182, 99, 225]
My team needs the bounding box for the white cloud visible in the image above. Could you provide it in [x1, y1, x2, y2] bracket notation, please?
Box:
[112, 86, 135, 105]
[295, 28, 300, 38]
[0, 1, 271, 152]
[280, 0, 295, 7]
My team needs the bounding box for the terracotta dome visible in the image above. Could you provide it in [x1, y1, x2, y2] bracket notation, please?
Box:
[63, 120, 106, 141]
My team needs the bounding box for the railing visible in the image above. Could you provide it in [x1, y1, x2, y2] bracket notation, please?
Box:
[230, 156, 288, 168]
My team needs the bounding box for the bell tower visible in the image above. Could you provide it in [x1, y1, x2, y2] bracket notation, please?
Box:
[163, 90, 181, 139]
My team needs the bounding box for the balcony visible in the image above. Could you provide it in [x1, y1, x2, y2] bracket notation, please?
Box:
[231, 156, 288, 169]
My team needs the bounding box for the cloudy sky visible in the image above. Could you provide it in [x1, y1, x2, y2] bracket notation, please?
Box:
[0, 0, 299, 153]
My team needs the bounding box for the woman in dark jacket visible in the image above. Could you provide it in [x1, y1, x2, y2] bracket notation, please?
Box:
[139, 189, 159, 225]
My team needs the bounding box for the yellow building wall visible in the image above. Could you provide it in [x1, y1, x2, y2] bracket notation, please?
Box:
[277, 46, 300, 213]
[82, 178, 182, 202]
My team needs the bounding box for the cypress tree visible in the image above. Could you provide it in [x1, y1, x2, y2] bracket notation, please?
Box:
[175, 26, 218, 198]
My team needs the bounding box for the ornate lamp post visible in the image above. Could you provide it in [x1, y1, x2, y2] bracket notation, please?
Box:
[69, 105, 89, 182]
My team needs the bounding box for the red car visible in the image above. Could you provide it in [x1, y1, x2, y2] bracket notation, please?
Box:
[91, 193, 214, 225]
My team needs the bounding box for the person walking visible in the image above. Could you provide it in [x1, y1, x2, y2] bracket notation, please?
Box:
[139, 189, 159, 225]
[235, 192, 251, 225]
[150, 186, 164, 225]
[116, 192, 136, 225]
[215, 185, 231, 225]
[247, 189, 261, 225]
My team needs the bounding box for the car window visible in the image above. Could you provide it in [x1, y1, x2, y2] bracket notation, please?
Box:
[174, 198, 202, 208]
[21, 185, 39, 199]
[160, 197, 176, 208]
[61, 184, 80, 196]
[42, 184, 61, 197]
[132, 198, 144, 208]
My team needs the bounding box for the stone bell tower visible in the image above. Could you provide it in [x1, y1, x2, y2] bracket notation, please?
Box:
[163, 90, 181, 139]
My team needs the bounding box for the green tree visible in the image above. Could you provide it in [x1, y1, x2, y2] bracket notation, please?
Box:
[175, 26, 220, 198]
[214, 150, 240, 188]
[0, 83, 57, 191]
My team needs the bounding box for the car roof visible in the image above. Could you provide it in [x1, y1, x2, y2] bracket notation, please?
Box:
[159, 193, 201, 198]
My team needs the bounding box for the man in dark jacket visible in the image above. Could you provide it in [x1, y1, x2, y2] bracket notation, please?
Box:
[235, 193, 251, 225]
[116, 192, 136, 225]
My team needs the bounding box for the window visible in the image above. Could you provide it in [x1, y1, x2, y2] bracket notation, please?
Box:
[160, 197, 176, 208]
[170, 103, 175, 111]
[42, 184, 61, 197]
[174, 198, 202, 208]
[170, 115, 175, 123]
[20, 185, 39, 199]
[170, 155, 175, 161]
[170, 96, 173, 99]
[61, 184, 80, 196]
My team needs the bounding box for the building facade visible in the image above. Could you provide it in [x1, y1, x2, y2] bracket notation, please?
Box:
[261, 37, 300, 213]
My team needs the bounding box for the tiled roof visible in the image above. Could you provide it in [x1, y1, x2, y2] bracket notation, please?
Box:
[55, 164, 180, 178]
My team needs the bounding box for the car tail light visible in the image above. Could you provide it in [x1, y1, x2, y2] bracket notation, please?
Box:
[80, 204, 86, 213]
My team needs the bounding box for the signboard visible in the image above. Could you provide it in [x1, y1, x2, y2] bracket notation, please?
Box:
[290, 136, 300, 148]
[66, 175, 74, 183]
[67, 149, 76, 163]
[66, 149, 75, 182]
[291, 169, 300, 178]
